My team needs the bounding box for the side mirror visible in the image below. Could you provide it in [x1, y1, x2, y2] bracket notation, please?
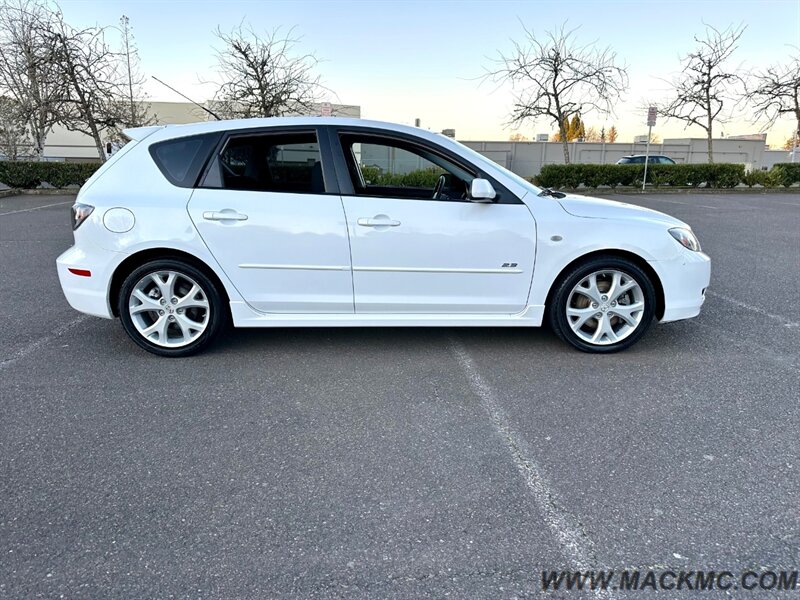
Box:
[469, 178, 496, 202]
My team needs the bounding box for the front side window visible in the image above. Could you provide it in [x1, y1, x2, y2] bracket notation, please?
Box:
[339, 134, 473, 201]
[214, 132, 324, 194]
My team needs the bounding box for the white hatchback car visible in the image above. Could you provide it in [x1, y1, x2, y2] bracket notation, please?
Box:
[57, 118, 710, 356]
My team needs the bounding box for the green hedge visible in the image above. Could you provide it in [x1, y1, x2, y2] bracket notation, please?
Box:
[770, 163, 800, 187]
[0, 161, 100, 189]
[742, 169, 782, 188]
[534, 163, 747, 189]
[360, 165, 443, 188]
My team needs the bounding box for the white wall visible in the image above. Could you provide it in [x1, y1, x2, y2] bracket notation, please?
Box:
[762, 149, 795, 169]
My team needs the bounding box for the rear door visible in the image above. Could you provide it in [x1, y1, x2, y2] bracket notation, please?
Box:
[187, 128, 354, 314]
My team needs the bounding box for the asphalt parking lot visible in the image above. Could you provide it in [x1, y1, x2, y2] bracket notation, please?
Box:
[1, 191, 798, 598]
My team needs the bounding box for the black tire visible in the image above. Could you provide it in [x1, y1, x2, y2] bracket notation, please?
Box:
[118, 259, 226, 357]
[548, 256, 656, 353]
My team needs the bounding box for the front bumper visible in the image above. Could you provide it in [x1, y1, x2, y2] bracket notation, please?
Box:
[650, 250, 711, 323]
[56, 245, 116, 319]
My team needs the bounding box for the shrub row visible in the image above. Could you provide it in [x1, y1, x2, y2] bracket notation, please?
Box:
[0, 160, 100, 189]
[3, 158, 797, 192]
[534, 163, 750, 189]
[360, 165, 442, 188]
[770, 163, 800, 187]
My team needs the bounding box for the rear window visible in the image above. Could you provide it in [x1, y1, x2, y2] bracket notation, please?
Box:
[150, 133, 221, 187]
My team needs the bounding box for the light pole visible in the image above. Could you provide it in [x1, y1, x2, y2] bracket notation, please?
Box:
[642, 106, 657, 192]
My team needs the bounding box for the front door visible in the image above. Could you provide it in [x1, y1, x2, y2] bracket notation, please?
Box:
[334, 132, 536, 314]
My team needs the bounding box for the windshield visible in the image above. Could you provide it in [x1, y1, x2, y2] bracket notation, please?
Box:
[443, 137, 542, 195]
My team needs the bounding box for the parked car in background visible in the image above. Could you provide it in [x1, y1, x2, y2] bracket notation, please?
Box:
[616, 155, 677, 165]
[57, 118, 709, 356]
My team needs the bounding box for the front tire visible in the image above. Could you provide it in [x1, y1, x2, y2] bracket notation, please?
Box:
[548, 256, 656, 353]
[118, 259, 225, 357]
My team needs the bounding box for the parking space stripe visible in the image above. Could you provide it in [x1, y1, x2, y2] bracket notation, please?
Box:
[449, 336, 614, 599]
[706, 290, 800, 329]
[0, 315, 89, 371]
[635, 196, 718, 210]
[692, 321, 799, 371]
[0, 200, 74, 216]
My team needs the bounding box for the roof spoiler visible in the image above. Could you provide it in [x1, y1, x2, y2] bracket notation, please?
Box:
[121, 125, 165, 142]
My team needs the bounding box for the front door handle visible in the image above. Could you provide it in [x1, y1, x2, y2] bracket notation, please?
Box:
[203, 209, 248, 221]
[357, 217, 401, 227]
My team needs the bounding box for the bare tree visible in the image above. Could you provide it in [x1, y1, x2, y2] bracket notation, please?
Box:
[744, 50, 800, 152]
[0, 0, 64, 158]
[0, 95, 32, 159]
[657, 24, 745, 163]
[485, 24, 628, 164]
[209, 24, 326, 119]
[45, 13, 130, 161]
[117, 15, 151, 128]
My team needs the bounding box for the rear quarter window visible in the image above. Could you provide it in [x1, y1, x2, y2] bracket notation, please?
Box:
[149, 133, 221, 188]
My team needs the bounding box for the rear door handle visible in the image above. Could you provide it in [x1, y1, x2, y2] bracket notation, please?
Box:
[357, 217, 401, 227]
[203, 210, 248, 221]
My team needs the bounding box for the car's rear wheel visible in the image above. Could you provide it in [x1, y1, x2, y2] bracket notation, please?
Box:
[118, 259, 225, 357]
[548, 256, 656, 353]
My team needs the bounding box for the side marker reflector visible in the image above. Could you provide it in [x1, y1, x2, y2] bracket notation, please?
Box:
[68, 268, 92, 277]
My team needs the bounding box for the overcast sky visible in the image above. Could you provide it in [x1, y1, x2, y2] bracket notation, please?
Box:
[60, 0, 800, 145]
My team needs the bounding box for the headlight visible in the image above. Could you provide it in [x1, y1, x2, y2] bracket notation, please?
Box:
[669, 227, 701, 252]
[71, 202, 94, 230]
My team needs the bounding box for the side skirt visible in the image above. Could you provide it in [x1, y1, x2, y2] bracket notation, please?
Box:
[229, 301, 545, 328]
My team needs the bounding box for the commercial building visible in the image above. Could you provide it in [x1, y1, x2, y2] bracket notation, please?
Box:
[41, 101, 361, 162]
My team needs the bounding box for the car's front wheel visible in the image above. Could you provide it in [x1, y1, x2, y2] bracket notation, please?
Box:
[118, 259, 225, 357]
[549, 256, 656, 353]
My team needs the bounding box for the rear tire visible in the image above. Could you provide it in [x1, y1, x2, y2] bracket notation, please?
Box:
[118, 259, 225, 357]
[548, 256, 656, 353]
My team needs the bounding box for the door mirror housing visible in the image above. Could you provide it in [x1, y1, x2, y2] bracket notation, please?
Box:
[469, 178, 496, 202]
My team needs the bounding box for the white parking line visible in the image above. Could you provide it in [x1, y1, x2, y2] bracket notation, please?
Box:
[449, 337, 614, 599]
[636, 196, 718, 210]
[706, 290, 800, 328]
[0, 315, 89, 371]
[0, 200, 74, 216]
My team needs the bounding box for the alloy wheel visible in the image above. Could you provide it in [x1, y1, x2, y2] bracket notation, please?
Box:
[565, 269, 645, 346]
[128, 270, 210, 348]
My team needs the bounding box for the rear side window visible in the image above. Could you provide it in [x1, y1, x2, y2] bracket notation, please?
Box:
[150, 133, 221, 188]
[205, 131, 324, 194]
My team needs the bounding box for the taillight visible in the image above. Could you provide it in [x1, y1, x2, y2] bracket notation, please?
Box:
[71, 202, 94, 230]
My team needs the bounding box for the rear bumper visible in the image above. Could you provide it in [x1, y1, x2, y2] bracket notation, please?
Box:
[650, 250, 711, 323]
[56, 245, 115, 319]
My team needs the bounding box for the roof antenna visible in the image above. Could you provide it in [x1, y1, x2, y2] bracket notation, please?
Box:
[151, 76, 222, 121]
